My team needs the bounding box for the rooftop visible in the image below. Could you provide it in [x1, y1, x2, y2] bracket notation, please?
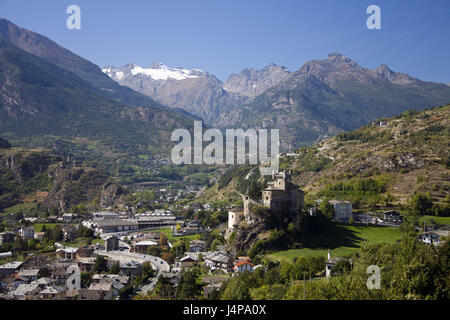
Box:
[0, 261, 23, 269]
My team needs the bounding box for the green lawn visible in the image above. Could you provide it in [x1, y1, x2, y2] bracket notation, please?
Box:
[418, 215, 450, 226]
[269, 224, 403, 262]
[33, 223, 58, 232]
[64, 237, 104, 247]
[141, 227, 201, 242]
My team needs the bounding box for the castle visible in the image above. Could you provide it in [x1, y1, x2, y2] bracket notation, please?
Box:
[228, 170, 305, 230]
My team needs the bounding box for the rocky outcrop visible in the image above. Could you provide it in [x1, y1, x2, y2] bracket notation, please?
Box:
[224, 64, 291, 98]
[42, 166, 127, 211]
[228, 223, 269, 255]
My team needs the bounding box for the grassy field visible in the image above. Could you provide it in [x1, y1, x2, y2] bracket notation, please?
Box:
[141, 227, 201, 242]
[418, 215, 450, 226]
[0, 202, 37, 216]
[269, 223, 403, 262]
[33, 223, 58, 232]
[64, 237, 104, 247]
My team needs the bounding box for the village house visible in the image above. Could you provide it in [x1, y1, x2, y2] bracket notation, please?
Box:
[34, 232, 46, 241]
[56, 247, 78, 260]
[201, 276, 228, 298]
[62, 213, 76, 223]
[47, 216, 58, 223]
[325, 250, 352, 279]
[189, 240, 207, 252]
[383, 210, 403, 224]
[233, 260, 255, 273]
[51, 266, 68, 285]
[119, 261, 142, 278]
[105, 235, 120, 251]
[203, 282, 223, 298]
[329, 200, 352, 221]
[418, 231, 441, 246]
[36, 286, 66, 300]
[204, 252, 233, 273]
[75, 246, 95, 259]
[134, 240, 158, 254]
[18, 227, 35, 240]
[91, 274, 129, 298]
[92, 274, 129, 286]
[0, 231, 15, 245]
[17, 269, 40, 283]
[0, 261, 24, 276]
[13, 283, 43, 300]
[61, 225, 78, 242]
[77, 257, 97, 272]
[180, 254, 198, 269]
[33, 277, 57, 287]
[13, 276, 28, 288]
[79, 282, 114, 300]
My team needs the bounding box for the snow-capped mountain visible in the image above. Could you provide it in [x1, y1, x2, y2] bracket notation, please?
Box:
[102, 62, 245, 125]
[102, 62, 291, 127]
[102, 62, 207, 82]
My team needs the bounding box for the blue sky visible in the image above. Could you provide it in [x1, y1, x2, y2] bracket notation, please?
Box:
[0, 0, 449, 82]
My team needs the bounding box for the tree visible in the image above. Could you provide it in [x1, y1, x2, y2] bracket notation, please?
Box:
[162, 252, 175, 265]
[142, 262, 154, 280]
[410, 193, 433, 215]
[13, 236, 27, 252]
[221, 275, 250, 300]
[14, 211, 24, 222]
[119, 285, 133, 300]
[331, 259, 352, 276]
[153, 276, 175, 299]
[210, 239, 222, 251]
[177, 270, 199, 300]
[109, 262, 120, 274]
[94, 256, 109, 273]
[159, 233, 168, 247]
[38, 267, 50, 278]
[146, 246, 161, 257]
[248, 181, 262, 200]
[78, 224, 94, 238]
[80, 272, 93, 288]
[319, 201, 335, 219]
[51, 226, 64, 242]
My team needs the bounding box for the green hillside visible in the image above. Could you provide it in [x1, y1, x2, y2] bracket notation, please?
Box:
[0, 37, 195, 182]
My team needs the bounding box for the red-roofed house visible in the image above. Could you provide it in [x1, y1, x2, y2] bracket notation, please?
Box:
[233, 260, 255, 273]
